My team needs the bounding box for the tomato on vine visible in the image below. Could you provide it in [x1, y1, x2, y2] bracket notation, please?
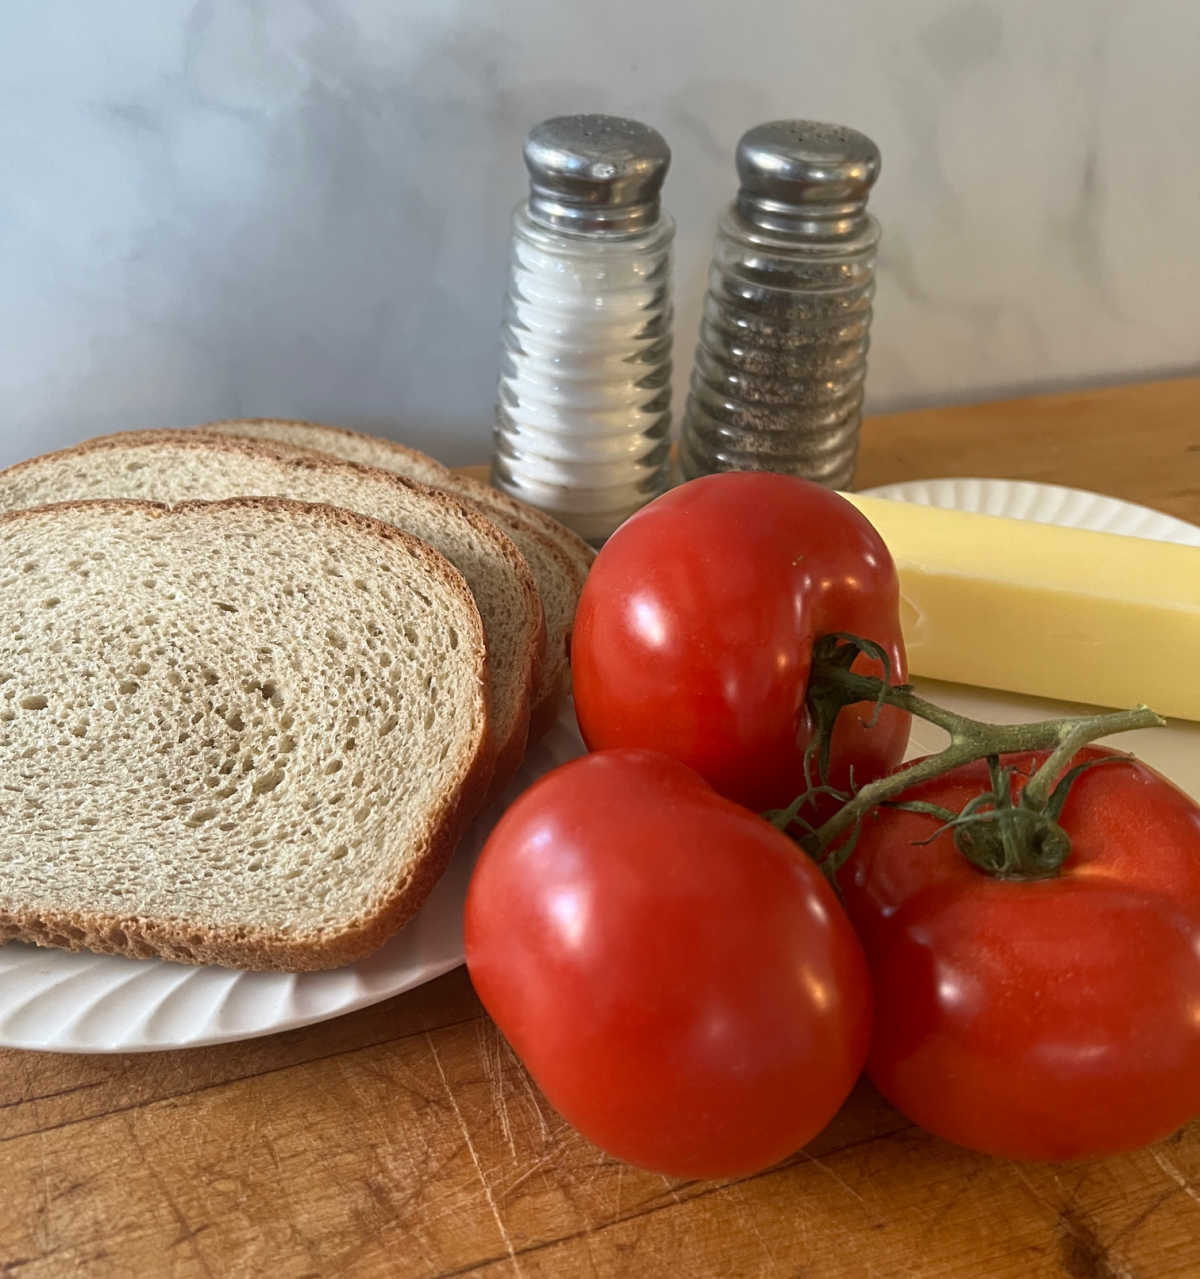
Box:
[465, 749, 872, 1179]
[838, 747, 1200, 1160]
[571, 473, 909, 813]
[782, 635, 1200, 1161]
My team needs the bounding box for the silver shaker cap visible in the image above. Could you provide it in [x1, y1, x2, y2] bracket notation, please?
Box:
[735, 120, 880, 236]
[524, 114, 671, 234]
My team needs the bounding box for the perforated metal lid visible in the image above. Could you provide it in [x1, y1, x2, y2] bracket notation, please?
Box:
[524, 114, 671, 233]
[735, 120, 880, 236]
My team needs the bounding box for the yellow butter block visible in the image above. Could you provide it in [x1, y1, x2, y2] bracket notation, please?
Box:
[842, 494, 1200, 721]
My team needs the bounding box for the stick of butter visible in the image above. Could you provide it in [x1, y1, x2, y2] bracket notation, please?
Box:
[841, 494, 1200, 721]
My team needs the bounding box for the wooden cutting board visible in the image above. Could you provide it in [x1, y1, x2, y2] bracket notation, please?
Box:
[2, 378, 1199, 1278]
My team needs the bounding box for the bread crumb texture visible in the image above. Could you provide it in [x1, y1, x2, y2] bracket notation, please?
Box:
[0, 500, 486, 970]
[0, 433, 539, 798]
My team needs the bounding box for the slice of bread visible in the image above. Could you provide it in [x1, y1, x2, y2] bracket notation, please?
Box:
[0, 498, 489, 971]
[199, 424, 575, 738]
[0, 433, 544, 798]
[203, 418, 595, 584]
[491, 517, 578, 741]
[203, 419, 593, 733]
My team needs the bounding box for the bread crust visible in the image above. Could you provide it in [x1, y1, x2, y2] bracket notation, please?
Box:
[205, 416, 596, 584]
[488, 517, 574, 745]
[0, 497, 492, 971]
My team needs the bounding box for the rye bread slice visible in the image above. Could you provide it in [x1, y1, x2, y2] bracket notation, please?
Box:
[203, 417, 595, 583]
[203, 418, 592, 735]
[0, 498, 489, 971]
[0, 432, 544, 799]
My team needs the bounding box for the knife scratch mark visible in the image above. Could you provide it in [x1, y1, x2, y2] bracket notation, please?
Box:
[800, 1150, 868, 1208]
[516, 1061, 553, 1145]
[1152, 1147, 1200, 1209]
[427, 1031, 525, 1277]
[731, 1183, 779, 1270]
[477, 1021, 517, 1158]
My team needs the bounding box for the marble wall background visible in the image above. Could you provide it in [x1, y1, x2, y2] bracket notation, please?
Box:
[2, 0, 1197, 468]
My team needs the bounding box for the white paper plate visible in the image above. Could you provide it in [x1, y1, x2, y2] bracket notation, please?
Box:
[3, 478, 1196, 1053]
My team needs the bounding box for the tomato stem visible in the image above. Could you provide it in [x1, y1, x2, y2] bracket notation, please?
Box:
[785, 635, 1164, 879]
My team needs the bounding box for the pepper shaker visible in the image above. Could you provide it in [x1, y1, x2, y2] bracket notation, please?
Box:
[491, 115, 675, 544]
[678, 120, 881, 489]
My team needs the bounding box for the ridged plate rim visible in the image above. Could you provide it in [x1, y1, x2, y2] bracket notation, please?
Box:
[862, 476, 1200, 546]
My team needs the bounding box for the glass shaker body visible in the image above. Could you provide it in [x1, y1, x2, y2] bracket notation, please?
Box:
[492, 205, 675, 544]
[679, 120, 882, 491]
[680, 206, 878, 488]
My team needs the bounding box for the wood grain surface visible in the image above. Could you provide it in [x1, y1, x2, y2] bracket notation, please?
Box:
[4, 378, 1200, 1279]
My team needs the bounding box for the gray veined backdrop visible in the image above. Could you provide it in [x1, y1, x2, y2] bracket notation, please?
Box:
[2, 0, 1198, 470]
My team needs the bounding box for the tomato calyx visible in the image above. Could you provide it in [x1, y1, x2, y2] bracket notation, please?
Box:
[887, 753, 1121, 879]
[770, 634, 1165, 881]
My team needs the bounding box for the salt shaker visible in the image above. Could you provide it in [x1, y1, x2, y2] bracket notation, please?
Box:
[491, 114, 675, 544]
[678, 120, 881, 489]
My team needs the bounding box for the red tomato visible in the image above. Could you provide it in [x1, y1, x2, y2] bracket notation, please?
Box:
[571, 472, 909, 813]
[839, 747, 1200, 1161]
[465, 749, 872, 1179]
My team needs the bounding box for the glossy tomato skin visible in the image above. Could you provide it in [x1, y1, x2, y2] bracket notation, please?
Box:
[571, 473, 909, 813]
[465, 749, 872, 1179]
[840, 747, 1200, 1161]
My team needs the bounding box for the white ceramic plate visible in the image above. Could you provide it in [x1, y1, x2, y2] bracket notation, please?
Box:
[3, 478, 1196, 1053]
[865, 476, 1200, 547]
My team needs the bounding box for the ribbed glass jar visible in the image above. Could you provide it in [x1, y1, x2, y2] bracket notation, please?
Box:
[492, 206, 675, 544]
[679, 120, 882, 490]
[679, 206, 878, 488]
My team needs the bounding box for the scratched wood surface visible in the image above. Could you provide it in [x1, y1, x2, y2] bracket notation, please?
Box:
[4, 378, 1200, 1279]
